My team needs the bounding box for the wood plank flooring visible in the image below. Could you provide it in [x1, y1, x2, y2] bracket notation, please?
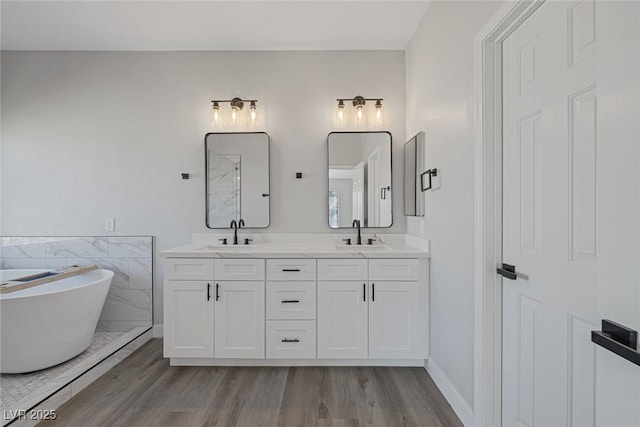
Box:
[39, 339, 462, 427]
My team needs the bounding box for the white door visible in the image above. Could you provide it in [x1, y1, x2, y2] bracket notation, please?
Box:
[502, 1, 640, 426]
[163, 281, 214, 358]
[318, 281, 368, 359]
[214, 281, 265, 359]
[369, 282, 421, 359]
[352, 161, 365, 223]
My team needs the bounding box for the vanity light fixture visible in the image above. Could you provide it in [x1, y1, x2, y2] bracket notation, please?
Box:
[335, 96, 384, 127]
[210, 97, 258, 128]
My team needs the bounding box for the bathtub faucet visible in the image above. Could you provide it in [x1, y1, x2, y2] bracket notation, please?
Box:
[230, 219, 245, 245]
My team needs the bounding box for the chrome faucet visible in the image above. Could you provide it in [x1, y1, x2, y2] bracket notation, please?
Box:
[230, 219, 245, 245]
[352, 219, 362, 245]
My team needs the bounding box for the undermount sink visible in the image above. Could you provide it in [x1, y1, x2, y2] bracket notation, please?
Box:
[335, 244, 390, 251]
[197, 245, 256, 251]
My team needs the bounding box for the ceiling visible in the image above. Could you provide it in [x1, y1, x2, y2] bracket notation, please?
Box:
[1, 1, 431, 51]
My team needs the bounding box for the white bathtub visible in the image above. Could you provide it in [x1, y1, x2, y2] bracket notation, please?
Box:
[0, 269, 113, 373]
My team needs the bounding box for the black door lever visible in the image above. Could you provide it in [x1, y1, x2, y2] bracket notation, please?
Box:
[497, 263, 517, 280]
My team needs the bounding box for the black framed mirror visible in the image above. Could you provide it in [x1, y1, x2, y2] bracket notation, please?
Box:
[327, 131, 392, 228]
[205, 132, 270, 228]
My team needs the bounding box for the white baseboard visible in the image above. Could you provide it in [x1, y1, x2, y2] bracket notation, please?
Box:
[153, 324, 163, 338]
[425, 358, 474, 427]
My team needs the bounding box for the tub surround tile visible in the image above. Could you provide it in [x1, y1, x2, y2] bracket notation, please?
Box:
[1, 258, 69, 270]
[108, 237, 152, 258]
[0, 241, 45, 259]
[100, 290, 152, 322]
[67, 257, 130, 289]
[45, 237, 109, 258]
[129, 257, 152, 289]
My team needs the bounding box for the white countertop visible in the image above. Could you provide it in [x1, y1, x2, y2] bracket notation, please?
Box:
[159, 233, 430, 259]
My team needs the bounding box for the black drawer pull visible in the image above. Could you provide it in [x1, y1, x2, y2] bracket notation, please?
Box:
[282, 338, 300, 343]
[281, 299, 300, 304]
[282, 268, 301, 272]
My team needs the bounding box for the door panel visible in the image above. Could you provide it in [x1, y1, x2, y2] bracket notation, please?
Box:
[503, 2, 640, 427]
[163, 281, 214, 358]
[317, 281, 368, 359]
[502, 2, 596, 425]
[214, 281, 265, 359]
[369, 282, 421, 359]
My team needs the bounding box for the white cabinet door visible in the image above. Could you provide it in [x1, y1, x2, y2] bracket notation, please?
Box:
[369, 282, 422, 359]
[214, 281, 265, 359]
[318, 281, 368, 359]
[163, 281, 214, 358]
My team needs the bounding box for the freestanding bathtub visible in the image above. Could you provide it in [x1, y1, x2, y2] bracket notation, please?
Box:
[0, 269, 113, 373]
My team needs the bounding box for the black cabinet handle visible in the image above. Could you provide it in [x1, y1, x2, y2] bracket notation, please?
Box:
[281, 299, 300, 304]
[372, 283, 375, 301]
[282, 338, 300, 343]
[215, 283, 220, 301]
[207, 283, 211, 301]
[282, 268, 300, 272]
[363, 283, 366, 301]
[497, 263, 517, 280]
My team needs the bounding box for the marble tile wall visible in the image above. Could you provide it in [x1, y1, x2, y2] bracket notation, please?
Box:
[0, 236, 153, 332]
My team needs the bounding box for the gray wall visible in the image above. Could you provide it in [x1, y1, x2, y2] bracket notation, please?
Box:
[405, 0, 503, 417]
[1, 50, 406, 324]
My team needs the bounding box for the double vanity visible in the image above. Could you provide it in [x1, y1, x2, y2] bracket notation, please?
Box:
[161, 129, 431, 366]
[160, 235, 430, 366]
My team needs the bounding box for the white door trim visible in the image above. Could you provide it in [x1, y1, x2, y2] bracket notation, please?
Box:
[472, 2, 544, 426]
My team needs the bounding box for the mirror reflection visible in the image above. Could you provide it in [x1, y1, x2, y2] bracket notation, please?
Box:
[205, 132, 270, 228]
[404, 131, 425, 217]
[328, 132, 392, 228]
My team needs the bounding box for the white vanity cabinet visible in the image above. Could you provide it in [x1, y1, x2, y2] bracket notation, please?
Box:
[163, 259, 215, 358]
[317, 259, 427, 360]
[163, 254, 428, 366]
[163, 281, 214, 358]
[214, 281, 265, 359]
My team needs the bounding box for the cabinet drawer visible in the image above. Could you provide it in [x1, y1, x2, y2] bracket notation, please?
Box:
[165, 258, 214, 281]
[214, 259, 265, 281]
[266, 282, 316, 320]
[266, 320, 316, 359]
[267, 259, 316, 281]
[318, 259, 368, 281]
[369, 259, 420, 281]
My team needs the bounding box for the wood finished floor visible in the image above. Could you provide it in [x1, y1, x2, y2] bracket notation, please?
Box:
[39, 339, 462, 427]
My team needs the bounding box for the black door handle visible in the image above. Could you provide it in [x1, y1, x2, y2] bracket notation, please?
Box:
[216, 283, 220, 301]
[372, 283, 375, 301]
[363, 283, 366, 301]
[497, 263, 517, 280]
[207, 283, 211, 301]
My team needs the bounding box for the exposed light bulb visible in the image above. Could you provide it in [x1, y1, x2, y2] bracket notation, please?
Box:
[355, 105, 365, 123]
[211, 102, 220, 126]
[353, 96, 366, 125]
[230, 106, 238, 123]
[374, 100, 383, 125]
[249, 101, 257, 124]
[336, 100, 346, 125]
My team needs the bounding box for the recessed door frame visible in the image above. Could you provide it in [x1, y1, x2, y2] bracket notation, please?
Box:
[472, 1, 545, 426]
